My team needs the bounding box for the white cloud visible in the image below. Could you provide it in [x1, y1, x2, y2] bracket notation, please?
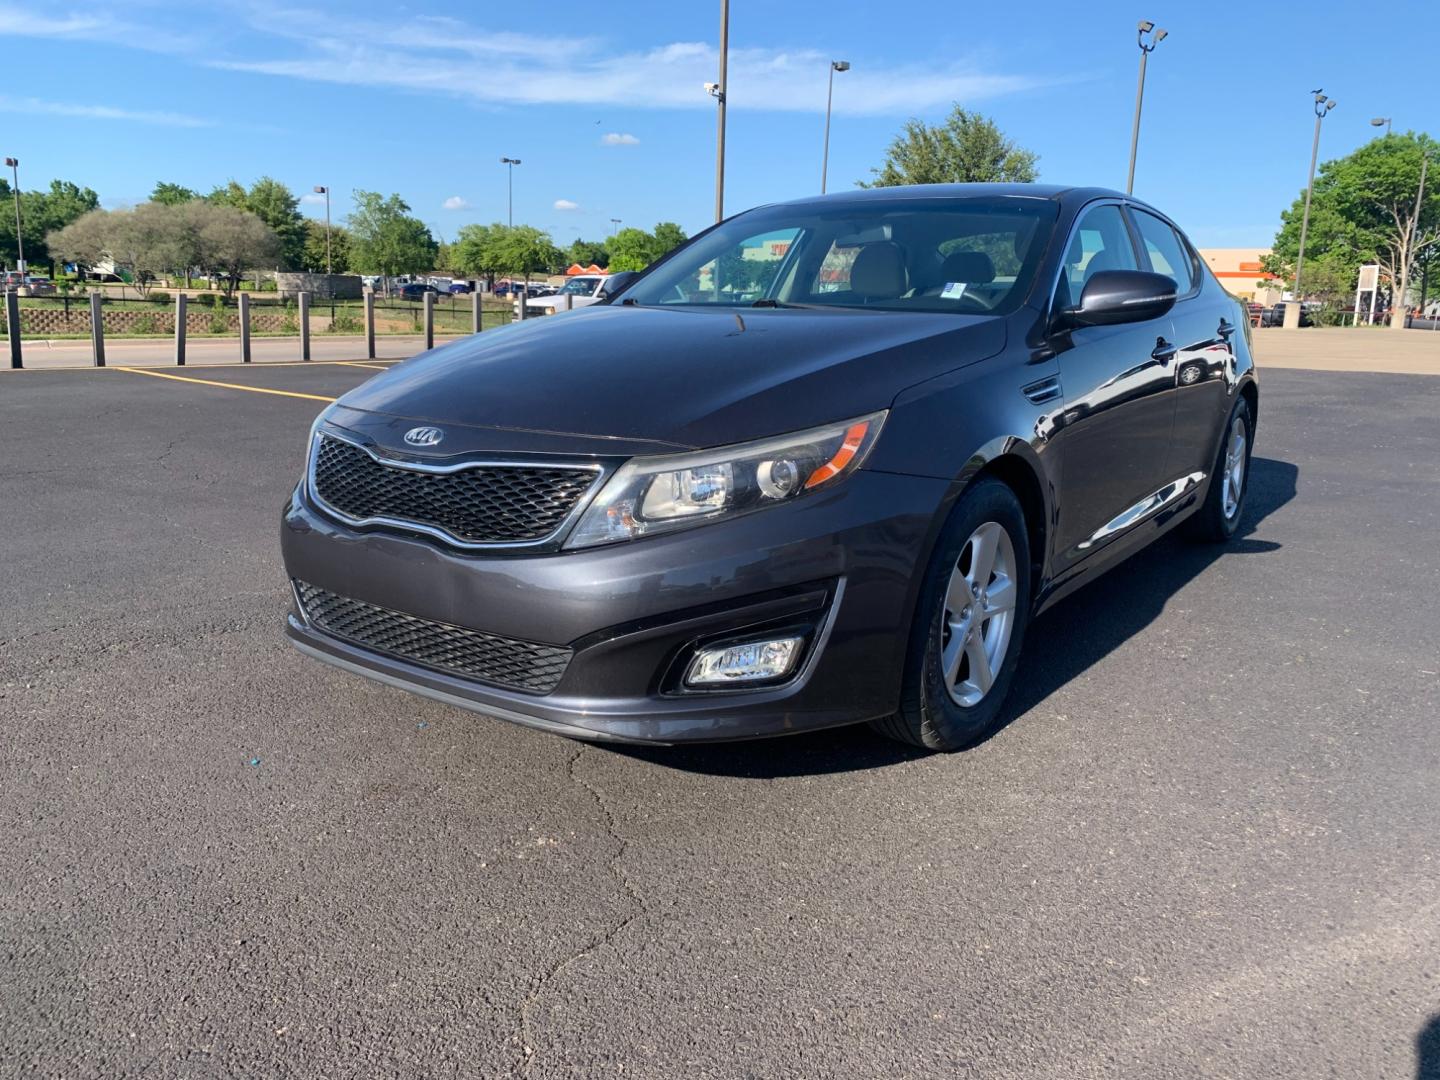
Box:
[553, 199, 579, 211]
[601, 132, 640, 146]
[202, 22, 1046, 116]
[300, 191, 327, 204]
[442, 195, 469, 210]
[0, 96, 209, 128]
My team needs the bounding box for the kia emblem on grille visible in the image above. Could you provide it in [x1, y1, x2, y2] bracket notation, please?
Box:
[403, 426, 445, 448]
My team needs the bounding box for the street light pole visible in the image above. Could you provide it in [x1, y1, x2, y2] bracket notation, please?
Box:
[821, 60, 850, 194]
[609, 218, 621, 236]
[709, 0, 729, 223]
[313, 185, 331, 275]
[1371, 117, 1392, 137]
[1292, 90, 1336, 319]
[500, 158, 521, 227]
[5, 157, 23, 272]
[1126, 22, 1167, 195]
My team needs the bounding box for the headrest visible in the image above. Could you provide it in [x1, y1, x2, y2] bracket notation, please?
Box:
[849, 243, 907, 299]
[939, 251, 995, 284]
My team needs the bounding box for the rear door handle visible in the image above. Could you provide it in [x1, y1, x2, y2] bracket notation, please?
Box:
[1151, 338, 1177, 363]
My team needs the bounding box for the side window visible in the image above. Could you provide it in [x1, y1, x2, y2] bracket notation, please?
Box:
[1054, 204, 1138, 309]
[1131, 210, 1195, 293]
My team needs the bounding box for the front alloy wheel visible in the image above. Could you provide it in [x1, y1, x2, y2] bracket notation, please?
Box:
[941, 522, 1018, 707]
[874, 476, 1032, 751]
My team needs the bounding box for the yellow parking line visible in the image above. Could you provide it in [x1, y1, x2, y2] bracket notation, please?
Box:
[115, 366, 337, 402]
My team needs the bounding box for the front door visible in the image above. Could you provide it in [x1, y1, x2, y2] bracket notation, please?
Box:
[1048, 202, 1179, 572]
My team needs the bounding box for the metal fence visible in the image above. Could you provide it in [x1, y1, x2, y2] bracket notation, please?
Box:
[2, 287, 514, 369]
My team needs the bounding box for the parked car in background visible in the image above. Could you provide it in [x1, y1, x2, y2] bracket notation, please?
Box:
[1260, 303, 1310, 327]
[396, 282, 443, 301]
[524, 274, 609, 315]
[448, 281, 472, 294]
[4, 273, 56, 296]
[283, 183, 1258, 751]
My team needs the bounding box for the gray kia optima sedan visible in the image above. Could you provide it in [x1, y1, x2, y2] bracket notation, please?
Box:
[282, 184, 1257, 750]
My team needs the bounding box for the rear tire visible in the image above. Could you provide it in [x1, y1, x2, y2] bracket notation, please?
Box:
[872, 477, 1032, 751]
[1186, 397, 1253, 543]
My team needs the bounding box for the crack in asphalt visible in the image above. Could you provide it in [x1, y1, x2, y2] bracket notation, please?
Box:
[516, 743, 646, 1076]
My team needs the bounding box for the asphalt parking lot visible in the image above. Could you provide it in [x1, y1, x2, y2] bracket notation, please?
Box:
[3, 359, 1439, 1079]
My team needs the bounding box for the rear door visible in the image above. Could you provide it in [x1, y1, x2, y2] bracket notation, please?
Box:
[1129, 207, 1234, 483]
[1048, 201, 1179, 572]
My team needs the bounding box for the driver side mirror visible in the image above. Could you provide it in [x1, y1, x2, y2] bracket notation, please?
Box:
[1062, 270, 1177, 328]
[597, 271, 640, 301]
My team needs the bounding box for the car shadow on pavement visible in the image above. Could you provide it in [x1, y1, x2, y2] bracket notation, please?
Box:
[612, 456, 1298, 779]
[1420, 1014, 1440, 1080]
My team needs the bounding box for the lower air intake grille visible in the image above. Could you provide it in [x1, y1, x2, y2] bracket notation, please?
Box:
[294, 581, 571, 694]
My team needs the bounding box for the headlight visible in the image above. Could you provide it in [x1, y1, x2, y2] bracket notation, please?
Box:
[564, 411, 886, 548]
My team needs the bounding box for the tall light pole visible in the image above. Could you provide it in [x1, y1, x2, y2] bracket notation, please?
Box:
[1371, 117, 1392, 137]
[609, 218, 621, 236]
[708, 0, 730, 223]
[1292, 90, 1337, 318]
[1125, 22, 1167, 195]
[312, 185, 332, 274]
[821, 60, 850, 194]
[500, 157, 521, 227]
[5, 157, 23, 272]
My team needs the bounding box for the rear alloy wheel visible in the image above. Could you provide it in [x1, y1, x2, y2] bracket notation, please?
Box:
[873, 477, 1032, 751]
[1187, 396, 1253, 543]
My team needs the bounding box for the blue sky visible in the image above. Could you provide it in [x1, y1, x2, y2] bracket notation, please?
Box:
[1, 0, 1432, 248]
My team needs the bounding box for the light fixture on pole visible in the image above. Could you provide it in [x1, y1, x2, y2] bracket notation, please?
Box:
[5, 157, 23, 273]
[1371, 117, 1392, 136]
[1292, 90, 1337, 322]
[821, 60, 850, 195]
[500, 158, 521, 227]
[312, 185, 332, 274]
[609, 217, 622, 236]
[1126, 21, 1167, 195]
[709, 0, 730, 223]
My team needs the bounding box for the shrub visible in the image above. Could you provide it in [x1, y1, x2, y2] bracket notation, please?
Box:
[259, 278, 278, 292]
[208, 293, 228, 334]
[331, 310, 363, 334]
[148, 290, 171, 306]
[132, 313, 157, 335]
[280, 298, 298, 334]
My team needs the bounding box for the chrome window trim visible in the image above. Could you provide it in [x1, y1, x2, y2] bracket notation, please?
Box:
[306, 427, 608, 552]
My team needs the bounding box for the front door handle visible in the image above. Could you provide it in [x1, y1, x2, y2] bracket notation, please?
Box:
[1151, 338, 1177, 364]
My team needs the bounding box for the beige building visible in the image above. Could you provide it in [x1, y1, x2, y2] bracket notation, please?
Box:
[1198, 248, 1281, 303]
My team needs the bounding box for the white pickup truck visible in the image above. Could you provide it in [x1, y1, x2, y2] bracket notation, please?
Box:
[524, 275, 609, 316]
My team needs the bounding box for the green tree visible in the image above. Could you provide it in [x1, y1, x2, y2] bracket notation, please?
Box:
[453, 223, 505, 287]
[202, 178, 305, 269]
[652, 221, 688, 258]
[566, 238, 610, 268]
[606, 222, 690, 272]
[346, 190, 438, 288]
[862, 106, 1038, 187]
[1268, 132, 1439, 325]
[151, 182, 199, 206]
[484, 224, 563, 280]
[302, 219, 350, 273]
[0, 178, 100, 271]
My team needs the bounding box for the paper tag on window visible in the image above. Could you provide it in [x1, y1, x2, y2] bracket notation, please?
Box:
[940, 282, 968, 300]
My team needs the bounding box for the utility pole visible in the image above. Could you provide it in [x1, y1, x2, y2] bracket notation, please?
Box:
[313, 185, 331, 274]
[821, 60, 850, 194]
[709, 0, 729, 223]
[5, 158, 23, 272]
[1126, 22, 1167, 195]
[500, 158, 521, 227]
[1291, 90, 1337, 326]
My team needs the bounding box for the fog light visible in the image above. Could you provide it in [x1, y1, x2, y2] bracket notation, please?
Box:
[685, 635, 804, 687]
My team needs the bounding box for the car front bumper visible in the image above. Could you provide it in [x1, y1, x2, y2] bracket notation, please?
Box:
[280, 468, 947, 743]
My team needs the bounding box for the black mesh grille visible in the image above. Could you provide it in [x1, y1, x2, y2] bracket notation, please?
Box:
[311, 434, 597, 545]
[294, 582, 571, 694]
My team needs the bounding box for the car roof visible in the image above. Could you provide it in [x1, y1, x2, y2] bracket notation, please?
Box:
[750, 182, 1149, 213]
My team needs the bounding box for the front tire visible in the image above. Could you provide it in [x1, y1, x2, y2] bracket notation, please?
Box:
[872, 477, 1032, 751]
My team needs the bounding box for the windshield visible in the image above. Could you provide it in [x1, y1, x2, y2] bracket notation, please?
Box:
[622, 196, 1056, 315]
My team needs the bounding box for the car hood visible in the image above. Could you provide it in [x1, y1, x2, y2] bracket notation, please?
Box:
[335, 304, 1006, 452]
